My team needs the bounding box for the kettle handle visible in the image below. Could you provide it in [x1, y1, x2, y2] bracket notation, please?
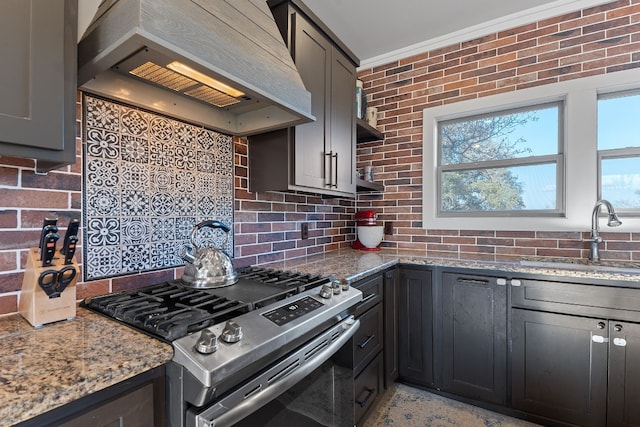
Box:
[190, 220, 231, 247]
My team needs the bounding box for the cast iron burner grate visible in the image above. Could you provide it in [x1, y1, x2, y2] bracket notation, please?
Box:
[237, 267, 328, 290]
[82, 267, 330, 341]
[84, 281, 250, 341]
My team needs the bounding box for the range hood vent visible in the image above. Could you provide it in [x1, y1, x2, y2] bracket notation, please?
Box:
[78, 0, 314, 136]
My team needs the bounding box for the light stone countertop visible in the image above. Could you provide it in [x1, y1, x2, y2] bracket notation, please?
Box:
[0, 308, 173, 427]
[261, 248, 640, 286]
[4, 248, 639, 426]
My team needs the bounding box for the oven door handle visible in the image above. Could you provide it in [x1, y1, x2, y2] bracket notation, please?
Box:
[191, 316, 360, 427]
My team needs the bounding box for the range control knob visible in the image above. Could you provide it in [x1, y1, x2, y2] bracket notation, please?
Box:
[221, 320, 243, 343]
[195, 329, 219, 354]
[319, 283, 332, 299]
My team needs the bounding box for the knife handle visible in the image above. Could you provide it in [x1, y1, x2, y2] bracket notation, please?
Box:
[60, 218, 80, 255]
[63, 235, 78, 265]
[42, 232, 59, 267]
[39, 217, 58, 249]
[39, 224, 58, 259]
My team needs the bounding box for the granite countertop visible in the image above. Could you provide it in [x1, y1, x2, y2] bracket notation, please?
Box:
[0, 308, 173, 427]
[261, 248, 640, 286]
[3, 248, 639, 426]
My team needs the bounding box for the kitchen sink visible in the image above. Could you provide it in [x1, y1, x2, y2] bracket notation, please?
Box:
[519, 259, 640, 274]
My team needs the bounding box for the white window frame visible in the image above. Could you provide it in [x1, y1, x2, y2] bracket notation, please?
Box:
[423, 67, 640, 231]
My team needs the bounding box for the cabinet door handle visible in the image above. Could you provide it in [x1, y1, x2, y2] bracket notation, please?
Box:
[332, 152, 338, 188]
[456, 278, 489, 285]
[511, 279, 521, 287]
[592, 335, 609, 344]
[361, 293, 377, 304]
[358, 334, 375, 349]
[324, 151, 332, 187]
[613, 337, 627, 347]
[356, 388, 375, 407]
[496, 278, 507, 286]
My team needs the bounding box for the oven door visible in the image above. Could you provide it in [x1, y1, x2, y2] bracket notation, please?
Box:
[187, 315, 359, 427]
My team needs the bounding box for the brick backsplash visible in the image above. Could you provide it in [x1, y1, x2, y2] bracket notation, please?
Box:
[1, 0, 640, 316]
[356, 0, 640, 261]
[233, 137, 356, 267]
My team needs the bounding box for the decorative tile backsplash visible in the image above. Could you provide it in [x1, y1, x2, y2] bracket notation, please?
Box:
[82, 95, 234, 280]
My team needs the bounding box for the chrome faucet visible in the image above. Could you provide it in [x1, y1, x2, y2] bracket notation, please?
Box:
[588, 199, 622, 262]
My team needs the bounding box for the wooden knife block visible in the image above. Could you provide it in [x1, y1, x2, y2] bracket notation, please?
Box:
[19, 247, 78, 327]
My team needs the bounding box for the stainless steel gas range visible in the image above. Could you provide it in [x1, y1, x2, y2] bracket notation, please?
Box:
[83, 267, 362, 427]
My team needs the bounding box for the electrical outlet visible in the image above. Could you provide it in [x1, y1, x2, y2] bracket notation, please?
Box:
[301, 222, 309, 239]
[384, 221, 394, 235]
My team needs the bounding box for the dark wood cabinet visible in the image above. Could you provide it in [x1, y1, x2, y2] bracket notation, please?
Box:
[58, 383, 156, 427]
[353, 297, 384, 374]
[0, 0, 77, 172]
[375, 265, 640, 427]
[354, 352, 383, 425]
[608, 321, 640, 427]
[511, 309, 608, 427]
[249, 0, 357, 197]
[383, 268, 399, 387]
[352, 273, 385, 426]
[511, 278, 640, 427]
[16, 367, 165, 427]
[441, 271, 507, 405]
[398, 266, 434, 387]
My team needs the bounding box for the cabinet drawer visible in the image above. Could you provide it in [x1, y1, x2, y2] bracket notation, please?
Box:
[354, 353, 383, 426]
[354, 302, 383, 373]
[512, 279, 640, 322]
[354, 274, 383, 316]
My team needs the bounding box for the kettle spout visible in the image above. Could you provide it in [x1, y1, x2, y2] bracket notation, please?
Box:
[180, 245, 196, 264]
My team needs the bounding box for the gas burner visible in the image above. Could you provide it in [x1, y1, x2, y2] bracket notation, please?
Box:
[82, 267, 331, 341]
[85, 281, 250, 340]
[237, 267, 326, 289]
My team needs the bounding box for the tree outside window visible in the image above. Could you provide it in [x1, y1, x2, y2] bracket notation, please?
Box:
[437, 103, 563, 216]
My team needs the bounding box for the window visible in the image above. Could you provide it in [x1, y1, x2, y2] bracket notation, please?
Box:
[437, 102, 563, 216]
[423, 67, 640, 231]
[597, 91, 640, 213]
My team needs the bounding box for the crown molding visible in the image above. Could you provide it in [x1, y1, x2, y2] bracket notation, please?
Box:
[359, 0, 611, 70]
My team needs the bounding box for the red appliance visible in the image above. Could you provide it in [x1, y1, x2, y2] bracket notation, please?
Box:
[352, 210, 382, 251]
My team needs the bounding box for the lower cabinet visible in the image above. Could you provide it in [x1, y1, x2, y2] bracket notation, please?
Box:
[608, 321, 640, 427]
[59, 383, 156, 427]
[353, 273, 385, 426]
[512, 309, 640, 427]
[354, 352, 383, 424]
[398, 266, 434, 387]
[441, 271, 507, 405]
[17, 367, 165, 427]
[395, 265, 640, 427]
[353, 296, 383, 374]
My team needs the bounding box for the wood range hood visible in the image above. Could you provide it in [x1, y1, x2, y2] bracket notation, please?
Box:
[78, 0, 314, 136]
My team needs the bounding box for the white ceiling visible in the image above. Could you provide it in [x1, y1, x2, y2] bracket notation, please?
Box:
[302, 0, 611, 68]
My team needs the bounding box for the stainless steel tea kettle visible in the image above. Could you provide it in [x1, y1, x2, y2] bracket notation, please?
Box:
[180, 220, 238, 288]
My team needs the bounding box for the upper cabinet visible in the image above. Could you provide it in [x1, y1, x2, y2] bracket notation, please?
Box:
[248, 0, 358, 198]
[0, 0, 77, 172]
